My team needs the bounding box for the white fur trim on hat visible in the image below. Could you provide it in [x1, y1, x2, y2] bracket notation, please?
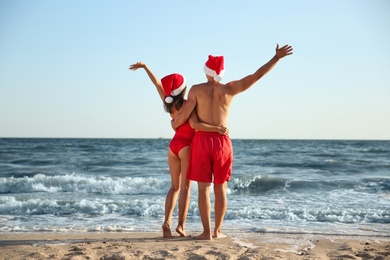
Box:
[170, 76, 186, 96]
[204, 65, 224, 82]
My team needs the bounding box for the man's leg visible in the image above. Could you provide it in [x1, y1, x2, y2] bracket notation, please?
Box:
[213, 182, 227, 238]
[195, 181, 212, 240]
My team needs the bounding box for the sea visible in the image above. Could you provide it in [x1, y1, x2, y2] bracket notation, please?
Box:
[0, 138, 389, 237]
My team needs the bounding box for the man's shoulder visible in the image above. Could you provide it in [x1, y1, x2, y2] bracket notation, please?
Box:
[192, 82, 208, 87]
[190, 82, 208, 91]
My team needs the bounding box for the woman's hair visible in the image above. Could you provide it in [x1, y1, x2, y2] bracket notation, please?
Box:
[164, 87, 186, 113]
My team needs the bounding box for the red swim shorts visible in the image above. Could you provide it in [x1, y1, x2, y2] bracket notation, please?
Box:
[186, 131, 233, 184]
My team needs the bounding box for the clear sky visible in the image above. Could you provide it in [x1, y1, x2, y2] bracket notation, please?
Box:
[1, 0, 389, 140]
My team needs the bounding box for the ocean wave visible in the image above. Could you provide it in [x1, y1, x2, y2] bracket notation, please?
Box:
[230, 176, 332, 194]
[229, 176, 286, 193]
[0, 174, 169, 195]
[0, 195, 165, 217]
[225, 207, 390, 224]
[1, 194, 388, 225]
[228, 175, 390, 194]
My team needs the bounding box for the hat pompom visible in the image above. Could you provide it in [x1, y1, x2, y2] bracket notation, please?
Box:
[165, 96, 173, 103]
[214, 75, 222, 82]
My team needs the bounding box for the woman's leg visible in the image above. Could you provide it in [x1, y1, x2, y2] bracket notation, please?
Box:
[176, 146, 191, 236]
[162, 148, 181, 238]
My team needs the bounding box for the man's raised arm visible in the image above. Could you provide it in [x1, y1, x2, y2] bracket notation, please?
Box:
[227, 44, 293, 95]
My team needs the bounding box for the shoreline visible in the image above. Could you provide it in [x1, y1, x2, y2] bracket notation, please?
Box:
[1, 231, 389, 259]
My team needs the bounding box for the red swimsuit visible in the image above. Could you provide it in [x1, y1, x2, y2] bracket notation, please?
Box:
[169, 120, 195, 156]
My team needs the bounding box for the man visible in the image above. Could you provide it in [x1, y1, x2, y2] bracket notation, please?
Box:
[172, 44, 293, 240]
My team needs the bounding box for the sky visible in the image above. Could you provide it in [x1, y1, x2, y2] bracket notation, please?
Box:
[0, 0, 389, 140]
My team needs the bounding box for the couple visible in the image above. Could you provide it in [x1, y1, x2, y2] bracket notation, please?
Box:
[130, 44, 293, 240]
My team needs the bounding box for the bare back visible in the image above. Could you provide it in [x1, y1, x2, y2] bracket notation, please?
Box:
[191, 81, 234, 128]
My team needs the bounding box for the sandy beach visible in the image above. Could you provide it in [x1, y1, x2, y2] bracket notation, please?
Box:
[0, 231, 389, 260]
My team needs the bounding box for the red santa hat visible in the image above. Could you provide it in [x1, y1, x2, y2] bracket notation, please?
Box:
[204, 55, 224, 81]
[161, 73, 186, 103]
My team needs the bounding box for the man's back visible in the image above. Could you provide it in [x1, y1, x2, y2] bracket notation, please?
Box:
[191, 80, 234, 129]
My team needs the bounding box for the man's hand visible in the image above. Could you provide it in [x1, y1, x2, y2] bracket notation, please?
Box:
[275, 44, 293, 59]
[129, 62, 146, 71]
[217, 126, 229, 136]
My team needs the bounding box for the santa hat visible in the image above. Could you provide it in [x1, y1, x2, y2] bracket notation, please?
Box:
[161, 73, 186, 103]
[204, 55, 224, 81]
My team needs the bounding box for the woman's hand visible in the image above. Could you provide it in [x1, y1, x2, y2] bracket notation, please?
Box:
[129, 62, 146, 71]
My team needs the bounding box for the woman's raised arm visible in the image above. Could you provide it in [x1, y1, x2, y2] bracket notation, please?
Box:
[129, 62, 166, 102]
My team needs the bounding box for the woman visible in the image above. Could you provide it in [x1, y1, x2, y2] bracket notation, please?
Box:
[129, 62, 228, 238]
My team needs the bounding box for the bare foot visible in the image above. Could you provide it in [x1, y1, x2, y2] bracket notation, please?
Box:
[212, 232, 227, 239]
[175, 225, 186, 237]
[193, 232, 212, 240]
[162, 222, 172, 238]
